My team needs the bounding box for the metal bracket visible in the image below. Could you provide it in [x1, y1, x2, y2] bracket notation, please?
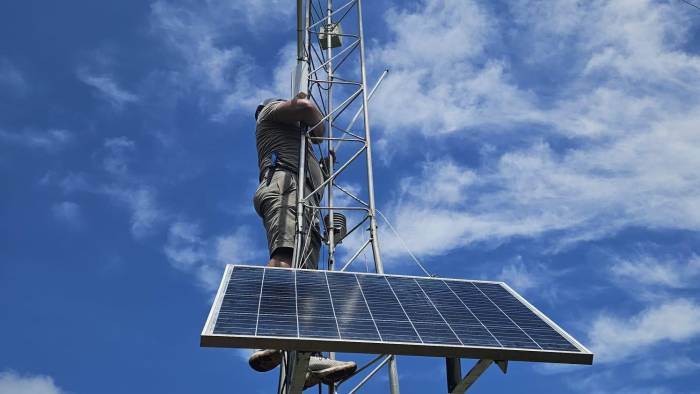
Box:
[282, 351, 311, 394]
[446, 358, 462, 392]
[448, 358, 508, 394]
[495, 360, 508, 374]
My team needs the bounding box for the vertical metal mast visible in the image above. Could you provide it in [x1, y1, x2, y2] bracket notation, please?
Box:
[291, 0, 309, 269]
[281, 2, 312, 393]
[355, 0, 383, 272]
[354, 1, 398, 391]
[324, 1, 338, 392]
[284, 0, 400, 392]
[325, 0, 336, 272]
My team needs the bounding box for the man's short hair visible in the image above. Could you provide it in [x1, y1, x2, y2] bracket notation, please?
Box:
[255, 98, 285, 120]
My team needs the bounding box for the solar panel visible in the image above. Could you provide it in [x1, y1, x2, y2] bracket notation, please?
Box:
[201, 265, 593, 365]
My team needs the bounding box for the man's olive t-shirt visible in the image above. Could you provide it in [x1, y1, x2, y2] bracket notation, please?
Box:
[255, 101, 323, 189]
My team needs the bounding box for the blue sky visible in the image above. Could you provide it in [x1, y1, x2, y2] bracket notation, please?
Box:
[2, 0, 700, 393]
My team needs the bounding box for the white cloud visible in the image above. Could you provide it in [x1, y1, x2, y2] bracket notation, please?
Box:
[150, 0, 249, 93]
[164, 220, 262, 290]
[371, 0, 541, 135]
[104, 136, 135, 150]
[229, 0, 293, 26]
[77, 70, 138, 108]
[381, 155, 565, 258]
[58, 173, 89, 193]
[102, 185, 163, 238]
[487, 256, 575, 304]
[218, 41, 298, 121]
[377, 1, 490, 68]
[51, 201, 81, 226]
[568, 368, 675, 394]
[164, 221, 207, 271]
[102, 136, 136, 176]
[581, 1, 698, 87]
[633, 356, 700, 379]
[0, 129, 72, 151]
[384, 124, 700, 256]
[80, 137, 162, 237]
[375, 0, 700, 258]
[0, 59, 28, 95]
[0, 370, 65, 394]
[589, 298, 700, 363]
[497, 258, 541, 293]
[611, 254, 700, 289]
[150, 1, 294, 120]
[398, 159, 476, 207]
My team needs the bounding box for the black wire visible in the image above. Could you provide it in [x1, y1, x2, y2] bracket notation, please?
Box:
[679, 0, 700, 11]
[309, 34, 328, 68]
[312, 0, 325, 23]
[335, 1, 356, 25]
[331, 40, 359, 74]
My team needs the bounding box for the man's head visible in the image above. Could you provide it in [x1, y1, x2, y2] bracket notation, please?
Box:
[255, 98, 284, 120]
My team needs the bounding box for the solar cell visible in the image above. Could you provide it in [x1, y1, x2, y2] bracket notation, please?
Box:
[202, 265, 593, 365]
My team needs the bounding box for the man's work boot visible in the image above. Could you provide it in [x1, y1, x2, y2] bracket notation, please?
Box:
[304, 355, 357, 388]
[249, 349, 283, 372]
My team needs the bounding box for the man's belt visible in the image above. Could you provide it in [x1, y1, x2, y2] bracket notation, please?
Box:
[260, 166, 320, 194]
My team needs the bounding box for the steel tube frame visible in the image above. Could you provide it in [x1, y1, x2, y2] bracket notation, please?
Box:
[347, 355, 393, 394]
[306, 144, 366, 199]
[357, 0, 399, 389]
[308, 79, 362, 86]
[328, 126, 364, 140]
[305, 205, 369, 211]
[310, 136, 365, 142]
[310, 39, 360, 75]
[325, 1, 338, 391]
[334, 69, 389, 153]
[309, 30, 360, 41]
[284, 352, 311, 394]
[355, 0, 383, 272]
[285, 0, 401, 392]
[335, 214, 369, 244]
[449, 359, 492, 394]
[339, 238, 371, 271]
[307, 0, 355, 30]
[291, 0, 311, 269]
[337, 354, 387, 386]
[334, 183, 369, 207]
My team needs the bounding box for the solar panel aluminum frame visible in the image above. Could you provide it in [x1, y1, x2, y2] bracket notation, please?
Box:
[201, 265, 593, 365]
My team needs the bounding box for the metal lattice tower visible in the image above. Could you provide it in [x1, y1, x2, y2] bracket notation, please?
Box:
[280, 0, 399, 393]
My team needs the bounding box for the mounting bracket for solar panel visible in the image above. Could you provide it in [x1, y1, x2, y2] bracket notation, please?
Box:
[496, 360, 508, 373]
[336, 354, 393, 394]
[448, 359, 508, 394]
[280, 351, 311, 394]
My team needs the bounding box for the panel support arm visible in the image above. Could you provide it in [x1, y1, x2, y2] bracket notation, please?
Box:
[282, 351, 311, 394]
[448, 358, 507, 394]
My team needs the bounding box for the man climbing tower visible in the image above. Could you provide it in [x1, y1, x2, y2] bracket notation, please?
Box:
[249, 93, 357, 388]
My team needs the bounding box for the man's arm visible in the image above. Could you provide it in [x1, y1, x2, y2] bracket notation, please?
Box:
[269, 94, 326, 142]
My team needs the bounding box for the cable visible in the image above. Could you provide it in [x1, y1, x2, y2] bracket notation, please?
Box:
[362, 220, 370, 272]
[679, 0, 700, 11]
[375, 209, 435, 277]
